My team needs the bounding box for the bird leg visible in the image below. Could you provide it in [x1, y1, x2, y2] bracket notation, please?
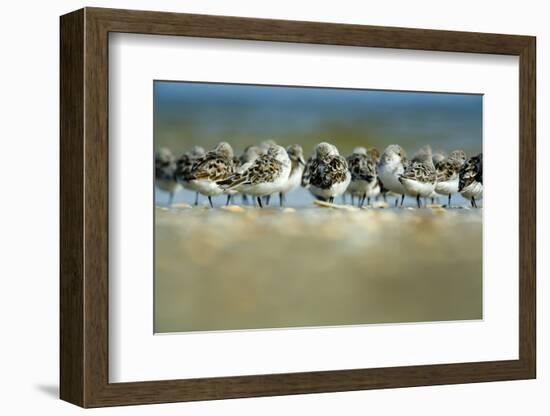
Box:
[279, 192, 285, 207]
[208, 196, 214, 208]
[257, 196, 263, 208]
[448, 194, 451, 208]
[226, 195, 231, 206]
[400, 194, 405, 207]
[416, 195, 421, 208]
[194, 192, 199, 206]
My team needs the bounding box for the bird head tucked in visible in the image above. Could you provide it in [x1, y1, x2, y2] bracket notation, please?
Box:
[432, 150, 446, 164]
[189, 145, 206, 159]
[240, 145, 262, 163]
[412, 145, 434, 167]
[367, 148, 380, 162]
[260, 139, 278, 152]
[214, 142, 234, 159]
[266, 144, 291, 165]
[352, 146, 368, 156]
[315, 142, 339, 159]
[155, 147, 175, 165]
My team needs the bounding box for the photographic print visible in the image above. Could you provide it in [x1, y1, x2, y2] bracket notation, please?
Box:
[154, 81, 483, 334]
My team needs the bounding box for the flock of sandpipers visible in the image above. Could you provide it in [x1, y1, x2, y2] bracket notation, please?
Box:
[155, 141, 483, 209]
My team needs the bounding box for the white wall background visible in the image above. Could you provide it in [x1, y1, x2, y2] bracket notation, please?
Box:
[0, 0, 545, 414]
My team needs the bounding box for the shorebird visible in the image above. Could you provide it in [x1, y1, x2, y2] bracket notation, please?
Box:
[459, 153, 483, 208]
[175, 145, 206, 205]
[223, 155, 243, 205]
[367, 147, 381, 162]
[256, 140, 279, 206]
[238, 145, 262, 205]
[155, 147, 181, 206]
[279, 144, 305, 206]
[238, 145, 262, 171]
[307, 142, 351, 203]
[435, 150, 466, 207]
[366, 148, 382, 203]
[365, 177, 381, 205]
[301, 154, 314, 189]
[184, 142, 236, 208]
[346, 147, 377, 207]
[377, 145, 409, 207]
[399, 145, 437, 208]
[217, 145, 291, 208]
[260, 139, 278, 153]
[432, 150, 446, 166]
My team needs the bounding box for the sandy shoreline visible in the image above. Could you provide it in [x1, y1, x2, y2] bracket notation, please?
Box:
[155, 205, 482, 333]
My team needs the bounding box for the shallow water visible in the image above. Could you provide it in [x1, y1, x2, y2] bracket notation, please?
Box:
[154, 202, 482, 333]
[156, 186, 481, 209]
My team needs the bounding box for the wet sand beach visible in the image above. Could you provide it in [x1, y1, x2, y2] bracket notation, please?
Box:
[154, 204, 482, 333]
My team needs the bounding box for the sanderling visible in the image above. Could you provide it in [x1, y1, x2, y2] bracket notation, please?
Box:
[412, 146, 441, 205]
[259, 141, 280, 206]
[279, 144, 305, 206]
[346, 147, 377, 207]
[432, 150, 446, 165]
[367, 147, 381, 162]
[367, 148, 391, 202]
[430, 151, 447, 202]
[217, 144, 291, 208]
[175, 145, 206, 205]
[238, 145, 262, 170]
[435, 150, 466, 207]
[260, 139, 278, 153]
[185, 142, 236, 208]
[238, 145, 263, 205]
[223, 155, 243, 205]
[366, 148, 382, 202]
[346, 146, 366, 205]
[307, 142, 351, 203]
[399, 145, 437, 208]
[459, 153, 483, 208]
[377, 145, 409, 206]
[301, 154, 314, 189]
[366, 177, 381, 204]
[155, 147, 182, 206]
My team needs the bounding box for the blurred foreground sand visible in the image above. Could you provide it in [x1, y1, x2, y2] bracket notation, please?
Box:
[155, 205, 482, 333]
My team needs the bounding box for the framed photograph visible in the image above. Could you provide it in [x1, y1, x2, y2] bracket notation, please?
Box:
[60, 7, 536, 408]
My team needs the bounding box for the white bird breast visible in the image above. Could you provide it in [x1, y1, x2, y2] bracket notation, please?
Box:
[188, 179, 225, 196]
[400, 178, 436, 198]
[435, 177, 459, 195]
[461, 182, 483, 200]
[377, 162, 406, 194]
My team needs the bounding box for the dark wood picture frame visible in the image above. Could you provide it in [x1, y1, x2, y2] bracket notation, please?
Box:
[60, 7, 536, 408]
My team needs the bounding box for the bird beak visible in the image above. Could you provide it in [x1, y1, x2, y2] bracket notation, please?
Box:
[298, 157, 306, 166]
